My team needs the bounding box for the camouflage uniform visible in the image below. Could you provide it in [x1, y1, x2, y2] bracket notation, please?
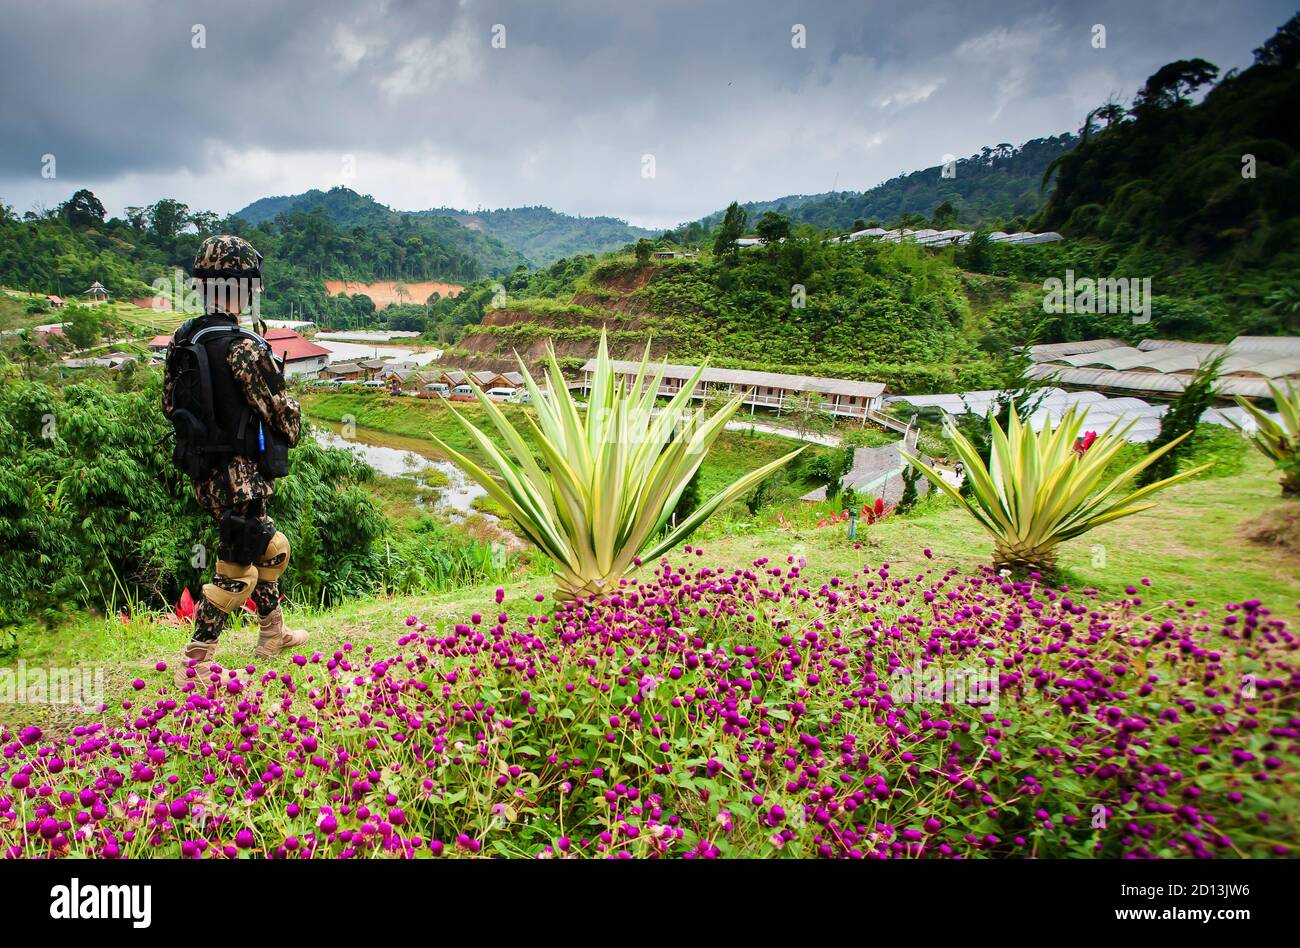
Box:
[163, 317, 302, 640]
[162, 235, 305, 655]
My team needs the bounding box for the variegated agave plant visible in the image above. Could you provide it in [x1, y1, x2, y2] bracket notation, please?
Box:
[902, 405, 1207, 575]
[432, 333, 802, 601]
[1230, 381, 1300, 496]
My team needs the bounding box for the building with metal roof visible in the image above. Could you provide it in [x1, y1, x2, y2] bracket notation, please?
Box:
[837, 227, 1062, 247]
[579, 359, 886, 421]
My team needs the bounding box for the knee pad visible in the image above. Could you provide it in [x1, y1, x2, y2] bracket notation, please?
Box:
[202, 559, 259, 614]
[256, 531, 291, 582]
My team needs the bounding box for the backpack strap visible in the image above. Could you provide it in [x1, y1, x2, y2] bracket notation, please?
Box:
[191, 324, 271, 351]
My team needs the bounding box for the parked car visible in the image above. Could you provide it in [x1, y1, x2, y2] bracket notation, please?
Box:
[309, 378, 342, 388]
[362, 379, 385, 388]
[451, 384, 475, 397]
[485, 387, 517, 402]
[422, 382, 450, 397]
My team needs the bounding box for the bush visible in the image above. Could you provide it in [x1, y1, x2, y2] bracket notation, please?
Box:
[0, 373, 518, 632]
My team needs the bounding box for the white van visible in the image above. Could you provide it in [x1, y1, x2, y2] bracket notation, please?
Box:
[423, 382, 450, 397]
[485, 387, 517, 402]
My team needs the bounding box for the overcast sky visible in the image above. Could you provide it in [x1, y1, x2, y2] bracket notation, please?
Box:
[0, 0, 1292, 229]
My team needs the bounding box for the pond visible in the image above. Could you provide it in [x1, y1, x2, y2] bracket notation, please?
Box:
[312, 423, 487, 519]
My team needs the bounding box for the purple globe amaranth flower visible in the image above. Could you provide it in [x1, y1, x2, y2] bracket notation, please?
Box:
[2, 548, 1294, 861]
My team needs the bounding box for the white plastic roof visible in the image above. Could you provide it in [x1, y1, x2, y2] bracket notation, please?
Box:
[889, 386, 1271, 443]
[1028, 363, 1277, 398]
[1043, 336, 1300, 380]
[1028, 339, 1127, 362]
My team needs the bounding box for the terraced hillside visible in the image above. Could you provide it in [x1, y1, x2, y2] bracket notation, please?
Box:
[442, 241, 1036, 394]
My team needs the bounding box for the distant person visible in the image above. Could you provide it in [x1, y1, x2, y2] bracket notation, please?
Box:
[161, 235, 307, 686]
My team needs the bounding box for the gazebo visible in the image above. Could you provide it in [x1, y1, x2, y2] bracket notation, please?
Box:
[84, 282, 109, 304]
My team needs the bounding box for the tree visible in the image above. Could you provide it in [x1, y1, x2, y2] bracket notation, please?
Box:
[12, 331, 52, 380]
[124, 206, 148, 236]
[1095, 101, 1128, 128]
[1134, 59, 1219, 111]
[1138, 353, 1224, 486]
[188, 209, 220, 235]
[634, 238, 654, 264]
[755, 211, 791, 244]
[931, 200, 958, 228]
[957, 228, 993, 272]
[1253, 12, 1300, 69]
[147, 199, 191, 244]
[783, 392, 832, 439]
[896, 463, 921, 513]
[713, 202, 747, 259]
[64, 306, 103, 351]
[60, 190, 106, 228]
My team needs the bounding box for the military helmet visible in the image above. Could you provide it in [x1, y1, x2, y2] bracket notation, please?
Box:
[193, 235, 263, 280]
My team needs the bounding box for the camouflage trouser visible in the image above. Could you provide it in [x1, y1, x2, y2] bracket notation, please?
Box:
[192, 498, 285, 642]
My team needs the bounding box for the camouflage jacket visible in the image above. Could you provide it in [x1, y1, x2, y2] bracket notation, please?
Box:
[162, 314, 302, 516]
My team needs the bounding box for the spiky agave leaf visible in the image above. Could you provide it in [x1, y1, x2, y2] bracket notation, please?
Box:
[901, 405, 1210, 574]
[1230, 381, 1300, 495]
[430, 331, 802, 599]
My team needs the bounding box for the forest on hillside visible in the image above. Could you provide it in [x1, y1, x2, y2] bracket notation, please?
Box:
[417, 205, 656, 266]
[672, 133, 1077, 242]
[0, 188, 515, 328]
[1035, 22, 1300, 288]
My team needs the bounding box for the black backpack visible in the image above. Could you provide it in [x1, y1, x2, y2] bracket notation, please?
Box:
[164, 317, 289, 481]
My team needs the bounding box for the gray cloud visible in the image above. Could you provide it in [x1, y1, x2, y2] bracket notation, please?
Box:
[0, 0, 1292, 228]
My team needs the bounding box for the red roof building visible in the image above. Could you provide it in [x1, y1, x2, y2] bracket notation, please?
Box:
[267, 330, 331, 377]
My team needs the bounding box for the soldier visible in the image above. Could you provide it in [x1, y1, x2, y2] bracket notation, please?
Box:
[162, 235, 308, 686]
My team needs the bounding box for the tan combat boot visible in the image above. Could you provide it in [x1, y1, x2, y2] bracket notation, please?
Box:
[254, 607, 309, 662]
[175, 639, 219, 688]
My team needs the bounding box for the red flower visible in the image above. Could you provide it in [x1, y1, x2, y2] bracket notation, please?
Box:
[175, 588, 196, 623]
[1074, 431, 1097, 457]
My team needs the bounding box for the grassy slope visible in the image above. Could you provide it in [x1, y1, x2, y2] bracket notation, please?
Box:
[6, 447, 1296, 734]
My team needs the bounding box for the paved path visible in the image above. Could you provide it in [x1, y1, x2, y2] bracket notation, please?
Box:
[723, 419, 843, 446]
